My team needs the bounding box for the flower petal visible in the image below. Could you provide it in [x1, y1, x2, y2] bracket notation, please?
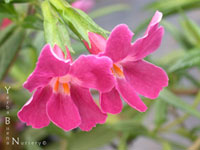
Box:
[0, 18, 12, 30]
[100, 87, 122, 114]
[100, 24, 133, 63]
[72, 0, 95, 13]
[53, 44, 65, 60]
[129, 26, 164, 61]
[145, 11, 163, 34]
[116, 78, 147, 112]
[47, 93, 81, 131]
[53, 45, 72, 62]
[23, 44, 70, 92]
[17, 86, 52, 128]
[84, 32, 106, 54]
[70, 55, 115, 92]
[71, 85, 107, 131]
[123, 60, 168, 99]
[129, 12, 164, 61]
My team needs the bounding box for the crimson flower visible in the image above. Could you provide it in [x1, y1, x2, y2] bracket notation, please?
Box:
[18, 44, 115, 131]
[71, 0, 95, 13]
[0, 18, 12, 30]
[85, 11, 169, 114]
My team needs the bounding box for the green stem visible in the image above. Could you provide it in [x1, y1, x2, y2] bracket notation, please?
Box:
[118, 133, 129, 150]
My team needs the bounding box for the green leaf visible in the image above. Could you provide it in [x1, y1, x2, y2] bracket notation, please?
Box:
[42, 1, 73, 55]
[0, 27, 25, 81]
[10, 47, 37, 83]
[22, 15, 43, 30]
[158, 49, 185, 66]
[89, 4, 130, 19]
[67, 125, 117, 150]
[0, 3, 17, 19]
[112, 120, 147, 135]
[161, 21, 193, 49]
[181, 16, 200, 47]
[168, 49, 200, 72]
[49, 0, 108, 45]
[154, 100, 168, 127]
[147, 0, 200, 17]
[57, 20, 74, 53]
[159, 89, 200, 119]
[0, 24, 16, 46]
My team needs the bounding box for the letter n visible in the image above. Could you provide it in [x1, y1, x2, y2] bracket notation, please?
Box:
[12, 137, 19, 145]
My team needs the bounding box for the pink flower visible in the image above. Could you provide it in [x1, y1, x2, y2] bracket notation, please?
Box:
[18, 44, 115, 131]
[85, 11, 169, 114]
[71, 0, 95, 13]
[0, 18, 12, 30]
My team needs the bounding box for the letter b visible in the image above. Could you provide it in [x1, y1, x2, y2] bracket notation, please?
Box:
[5, 117, 10, 125]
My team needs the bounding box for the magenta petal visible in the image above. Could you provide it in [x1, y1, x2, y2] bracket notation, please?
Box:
[71, 0, 94, 13]
[123, 60, 168, 99]
[53, 45, 72, 62]
[116, 78, 147, 112]
[100, 87, 123, 114]
[0, 18, 12, 30]
[70, 55, 115, 92]
[18, 86, 52, 128]
[101, 24, 133, 63]
[129, 26, 164, 61]
[47, 93, 81, 131]
[71, 85, 107, 131]
[145, 11, 163, 34]
[84, 32, 106, 54]
[23, 44, 70, 92]
[53, 44, 65, 60]
[129, 12, 164, 61]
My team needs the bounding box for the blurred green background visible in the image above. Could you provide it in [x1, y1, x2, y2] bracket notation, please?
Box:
[0, 0, 200, 150]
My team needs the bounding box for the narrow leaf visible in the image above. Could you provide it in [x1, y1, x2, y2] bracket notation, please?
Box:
[0, 27, 25, 80]
[0, 3, 17, 19]
[161, 21, 192, 49]
[89, 4, 130, 19]
[154, 100, 168, 127]
[0, 24, 16, 46]
[42, 1, 73, 55]
[159, 89, 200, 119]
[168, 49, 200, 72]
[147, 0, 200, 17]
[181, 16, 200, 47]
[49, 0, 108, 45]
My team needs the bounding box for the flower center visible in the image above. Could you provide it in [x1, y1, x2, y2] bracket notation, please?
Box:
[63, 82, 70, 94]
[53, 78, 60, 92]
[111, 64, 124, 77]
[53, 78, 70, 95]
